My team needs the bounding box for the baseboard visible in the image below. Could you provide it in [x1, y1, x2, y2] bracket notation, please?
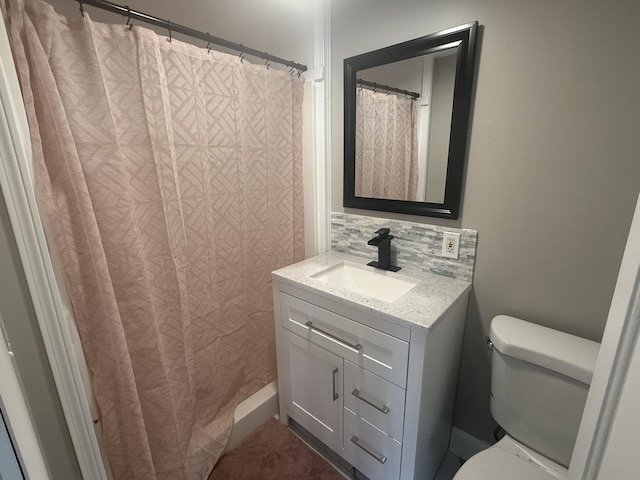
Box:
[449, 427, 491, 460]
[226, 381, 279, 451]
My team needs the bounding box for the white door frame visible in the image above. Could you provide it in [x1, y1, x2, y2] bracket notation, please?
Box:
[569, 193, 640, 479]
[308, 0, 331, 255]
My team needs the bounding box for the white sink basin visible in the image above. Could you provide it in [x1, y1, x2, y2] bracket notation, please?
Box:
[310, 261, 419, 303]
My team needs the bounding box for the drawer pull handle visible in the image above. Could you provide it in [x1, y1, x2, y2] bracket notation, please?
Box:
[305, 321, 363, 351]
[351, 389, 390, 414]
[332, 367, 339, 401]
[350, 435, 387, 464]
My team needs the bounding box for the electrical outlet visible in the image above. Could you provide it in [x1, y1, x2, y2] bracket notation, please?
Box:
[442, 232, 460, 259]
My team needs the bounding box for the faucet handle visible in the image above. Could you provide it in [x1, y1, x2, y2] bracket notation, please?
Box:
[374, 228, 390, 237]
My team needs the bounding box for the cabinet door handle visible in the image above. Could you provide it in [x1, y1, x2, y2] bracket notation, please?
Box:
[332, 367, 339, 401]
[304, 321, 363, 351]
[351, 389, 390, 414]
[350, 436, 387, 464]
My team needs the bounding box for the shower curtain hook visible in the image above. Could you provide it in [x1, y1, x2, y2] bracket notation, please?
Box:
[78, 1, 84, 18]
[206, 33, 212, 53]
[238, 45, 244, 63]
[264, 53, 270, 70]
[166, 20, 172, 42]
[125, 6, 132, 30]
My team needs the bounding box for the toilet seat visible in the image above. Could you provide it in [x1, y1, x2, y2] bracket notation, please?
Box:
[453, 446, 556, 480]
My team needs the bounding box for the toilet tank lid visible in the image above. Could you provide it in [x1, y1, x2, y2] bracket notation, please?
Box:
[490, 315, 600, 385]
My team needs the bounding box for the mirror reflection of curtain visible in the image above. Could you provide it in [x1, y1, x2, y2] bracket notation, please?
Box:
[355, 88, 418, 201]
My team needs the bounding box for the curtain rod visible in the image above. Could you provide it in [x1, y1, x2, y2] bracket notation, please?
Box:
[356, 79, 420, 99]
[76, 0, 307, 73]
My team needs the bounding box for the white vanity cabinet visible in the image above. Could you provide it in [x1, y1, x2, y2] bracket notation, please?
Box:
[273, 270, 469, 480]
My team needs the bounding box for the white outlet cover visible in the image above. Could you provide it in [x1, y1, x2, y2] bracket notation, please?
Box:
[442, 232, 461, 259]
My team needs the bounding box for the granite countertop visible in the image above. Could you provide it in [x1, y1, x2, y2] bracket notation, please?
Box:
[271, 251, 471, 332]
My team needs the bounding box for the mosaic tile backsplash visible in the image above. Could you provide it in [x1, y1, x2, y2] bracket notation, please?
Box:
[331, 213, 477, 282]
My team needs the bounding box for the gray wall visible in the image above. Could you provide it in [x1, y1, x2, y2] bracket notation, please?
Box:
[0, 190, 82, 479]
[357, 55, 425, 95]
[45, 0, 315, 68]
[332, 0, 640, 442]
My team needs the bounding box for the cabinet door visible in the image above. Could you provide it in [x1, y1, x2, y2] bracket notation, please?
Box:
[286, 331, 343, 452]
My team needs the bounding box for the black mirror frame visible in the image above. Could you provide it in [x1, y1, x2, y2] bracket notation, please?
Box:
[343, 22, 478, 219]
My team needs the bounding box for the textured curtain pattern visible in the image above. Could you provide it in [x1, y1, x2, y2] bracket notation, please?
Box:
[355, 88, 418, 201]
[3, 0, 304, 478]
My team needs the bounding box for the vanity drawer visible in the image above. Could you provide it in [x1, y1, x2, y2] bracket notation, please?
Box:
[343, 408, 401, 480]
[280, 293, 409, 387]
[344, 361, 405, 440]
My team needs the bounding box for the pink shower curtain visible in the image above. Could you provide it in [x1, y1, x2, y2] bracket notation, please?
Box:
[355, 88, 418, 201]
[2, 0, 304, 478]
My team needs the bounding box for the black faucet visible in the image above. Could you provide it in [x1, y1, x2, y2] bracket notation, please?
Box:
[367, 228, 401, 272]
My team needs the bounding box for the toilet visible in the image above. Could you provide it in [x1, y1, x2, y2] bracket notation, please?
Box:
[453, 315, 600, 480]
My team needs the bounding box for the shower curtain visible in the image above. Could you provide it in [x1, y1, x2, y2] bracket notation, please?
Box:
[355, 87, 418, 201]
[2, 0, 304, 478]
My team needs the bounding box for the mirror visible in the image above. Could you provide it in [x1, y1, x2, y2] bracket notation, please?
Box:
[343, 22, 478, 219]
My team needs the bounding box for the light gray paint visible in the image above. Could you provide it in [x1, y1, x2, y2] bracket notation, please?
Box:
[332, 0, 640, 442]
[0, 191, 82, 479]
[426, 53, 456, 203]
[357, 55, 424, 95]
[45, 0, 315, 67]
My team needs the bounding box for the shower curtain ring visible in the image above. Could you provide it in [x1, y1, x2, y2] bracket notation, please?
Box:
[264, 54, 270, 70]
[206, 33, 212, 53]
[125, 6, 132, 30]
[166, 20, 172, 42]
[238, 45, 244, 63]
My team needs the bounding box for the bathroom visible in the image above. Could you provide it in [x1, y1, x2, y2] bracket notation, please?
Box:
[0, 0, 639, 479]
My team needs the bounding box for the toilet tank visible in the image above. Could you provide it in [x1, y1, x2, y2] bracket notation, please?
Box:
[489, 315, 599, 467]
